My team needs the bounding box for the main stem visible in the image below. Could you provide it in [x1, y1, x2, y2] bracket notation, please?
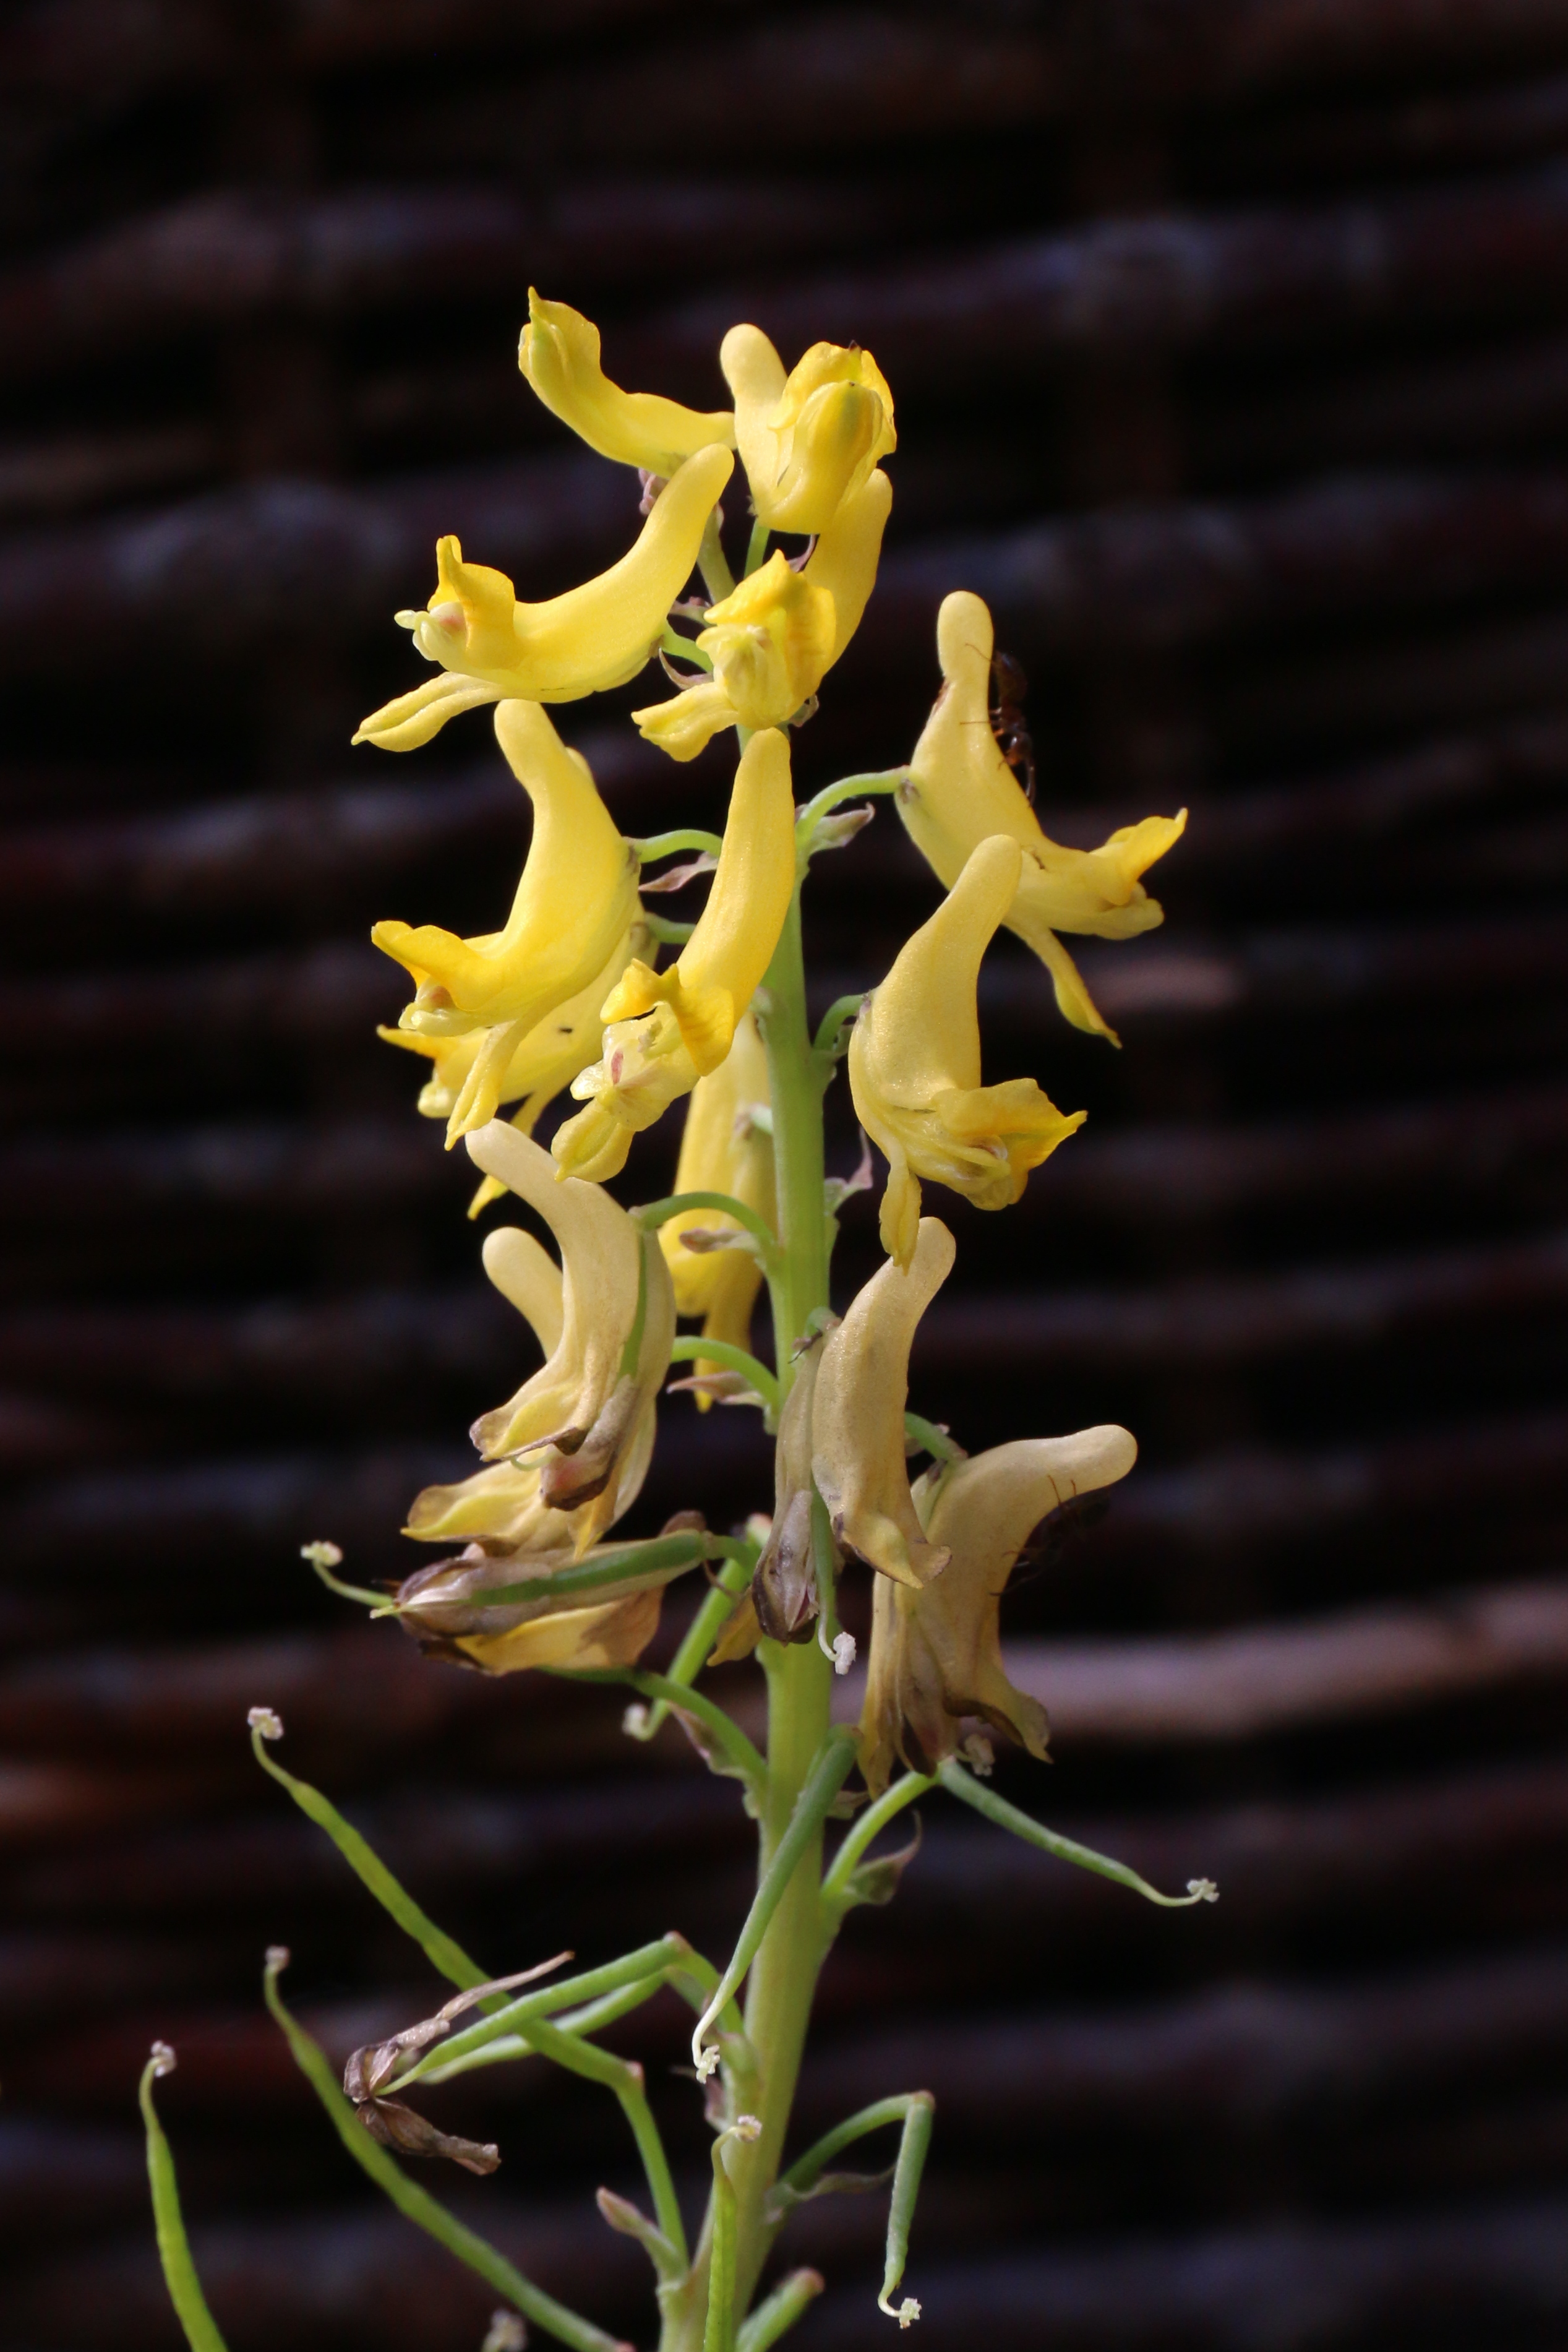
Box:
[724, 890, 838, 2328]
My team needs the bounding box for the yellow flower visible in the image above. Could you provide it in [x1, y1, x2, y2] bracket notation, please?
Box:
[379, 917, 650, 1160]
[860, 1425, 1137, 1793]
[552, 729, 796, 1180]
[354, 444, 734, 750]
[721, 325, 895, 534]
[849, 833, 1086, 1268]
[632, 470, 890, 761]
[396, 1540, 684, 1675]
[658, 1008, 776, 1410]
[371, 702, 640, 1145]
[518, 290, 735, 475]
[810, 1217, 955, 1590]
[899, 591, 1187, 1042]
[457, 1122, 675, 1553]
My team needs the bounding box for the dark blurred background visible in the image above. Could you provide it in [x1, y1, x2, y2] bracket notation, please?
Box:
[4, 2, 1568, 2346]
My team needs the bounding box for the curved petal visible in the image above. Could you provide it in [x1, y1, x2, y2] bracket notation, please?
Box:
[461, 1122, 674, 1552]
[722, 325, 894, 533]
[519, 291, 735, 475]
[860, 1425, 1137, 1792]
[382, 445, 734, 713]
[354, 671, 503, 753]
[898, 590, 1186, 1029]
[811, 1217, 955, 1589]
[372, 705, 640, 1141]
[850, 837, 1085, 1263]
[602, 728, 796, 1074]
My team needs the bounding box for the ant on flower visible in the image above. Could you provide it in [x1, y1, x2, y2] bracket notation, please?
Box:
[990, 648, 1037, 800]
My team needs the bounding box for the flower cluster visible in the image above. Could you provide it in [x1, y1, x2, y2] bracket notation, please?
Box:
[349, 288, 1186, 1735]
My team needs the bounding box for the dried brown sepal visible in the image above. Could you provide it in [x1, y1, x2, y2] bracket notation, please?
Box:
[356, 2094, 500, 2175]
[839, 1814, 923, 1909]
[753, 1344, 829, 1642]
[640, 851, 719, 893]
[343, 1957, 570, 2100]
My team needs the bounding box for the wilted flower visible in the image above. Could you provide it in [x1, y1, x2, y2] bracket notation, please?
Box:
[553, 729, 796, 1180]
[860, 1425, 1137, 1793]
[721, 325, 895, 534]
[811, 1217, 955, 1589]
[455, 1123, 675, 1552]
[752, 1339, 826, 1643]
[396, 1540, 685, 1675]
[354, 443, 733, 750]
[899, 591, 1186, 1041]
[632, 472, 889, 760]
[659, 1008, 776, 1409]
[371, 702, 641, 1144]
[519, 290, 735, 474]
[849, 834, 1086, 1267]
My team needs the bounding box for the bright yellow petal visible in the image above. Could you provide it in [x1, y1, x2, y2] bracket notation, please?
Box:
[602, 729, 796, 1073]
[372, 705, 639, 1130]
[353, 671, 503, 752]
[722, 326, 895, 533]
[519, 290, 735, 475]
[389, 445, 733, 708]
[850, 836, 1085, 1258]
[803, 465, 891, 661]
[899, 589, 1186, 1003]
[631, 676, 738, 762]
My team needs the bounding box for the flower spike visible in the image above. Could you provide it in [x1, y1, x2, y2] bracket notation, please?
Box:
[632, 469, 890, 760]
[899, 590, 1187, 1041]
[721, 324, 896, 534]
[552, 728, 796, 1180]
[519, 290, 735, 475]
[811, 1217, 955, 1590]
[355, 442, 733, 749]
[850, 834, 1086, 1266]
[860, 1426, 1137, 1794]
[371, 702, 640, 1144]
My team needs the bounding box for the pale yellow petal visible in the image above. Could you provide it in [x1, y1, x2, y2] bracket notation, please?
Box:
[811, 1217, 955, 1588]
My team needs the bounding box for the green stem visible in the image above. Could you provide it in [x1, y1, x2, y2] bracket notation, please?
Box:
[691, 1728, 857, 2075]
[811, 994, 863, 1063]
[636, 1190, 781, 1264]
[742, 521, 771, 578]
[393, 1939, 682, 2091]
[249, 1724, 494, 1997]
[140, 2053, 230, 2352]
[699, 509, 735, 604]
[661, 623, 714, 673]
[609, 1670, 766, 1798]
[659, 883, 844, 2350]
[627, 1548, 753, 1745]
[516, 2011, 688, 2267]
[820, 1772, 934, 1913]
[265, 1959, 625, 2352]
[735, 2270, 823, 2352]
[470, 1532, 711, 1609]
[633, 829, 726, 861]
[669, 1336, 779, 1410]
[936, 1760, 1220, 1906]
[793, 769, 908, 849]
